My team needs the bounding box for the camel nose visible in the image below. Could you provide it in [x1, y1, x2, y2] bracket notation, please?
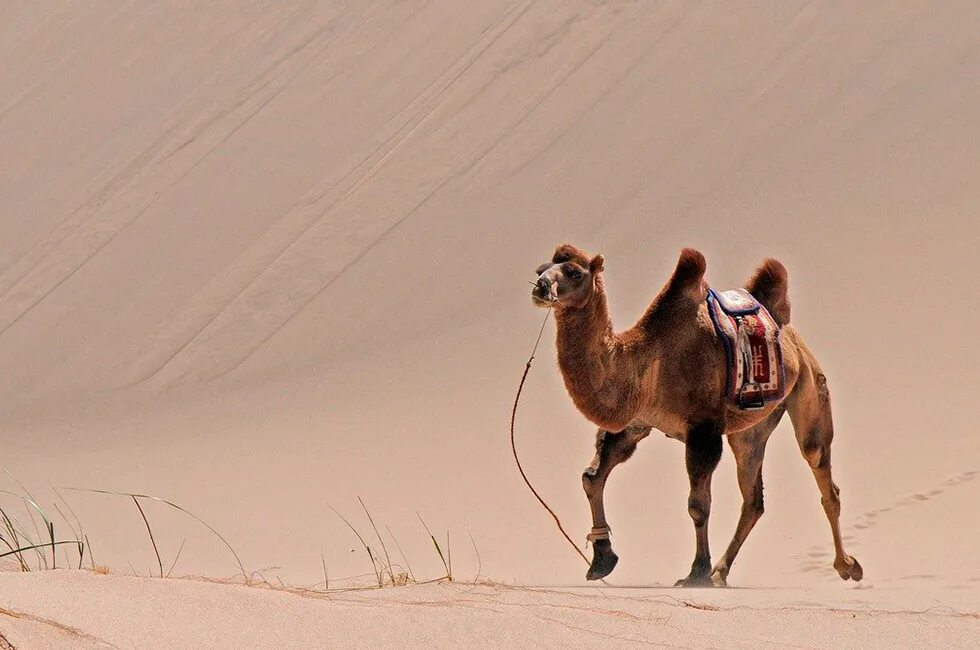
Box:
[533, 277, 552, 298]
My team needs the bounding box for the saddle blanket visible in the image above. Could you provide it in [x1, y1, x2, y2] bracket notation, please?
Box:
[707, 288, 784, 409]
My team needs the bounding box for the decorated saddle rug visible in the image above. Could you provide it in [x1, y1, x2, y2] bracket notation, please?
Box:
[706, 288, 785, 410]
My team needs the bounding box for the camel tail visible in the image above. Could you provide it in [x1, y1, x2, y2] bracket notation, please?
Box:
[745, 258, 791, 325]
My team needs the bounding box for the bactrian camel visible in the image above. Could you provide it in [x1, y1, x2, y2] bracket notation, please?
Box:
[530, 244, 862, 587]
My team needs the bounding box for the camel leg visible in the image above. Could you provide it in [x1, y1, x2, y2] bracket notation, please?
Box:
[709, 407, 785, 586]
[787, 371, 863, 581]
[582, 426, 650, 581]
[675, 421, 723, 587]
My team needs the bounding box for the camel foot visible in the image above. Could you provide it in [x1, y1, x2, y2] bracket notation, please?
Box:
[709, 567, 729, 587]
[674, 572, 715, 588]
[586, 540, 618, 581]
[834, 555, 863, 581]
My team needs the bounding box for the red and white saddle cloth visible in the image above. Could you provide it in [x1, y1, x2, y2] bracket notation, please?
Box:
[706, 288, 785, 410]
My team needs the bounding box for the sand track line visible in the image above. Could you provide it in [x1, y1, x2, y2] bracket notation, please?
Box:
[0, 12, 88, 123]
[198, 2, 634, 383]
[134, 0, 541, 385]
[127, 0, 527, 385]
[0, 13, 346, 340]
[0, 607, 115, 648]
[0, 5, 311, 289]
[497, 5, 688, 186]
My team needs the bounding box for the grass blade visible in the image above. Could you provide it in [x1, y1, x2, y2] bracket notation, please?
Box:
[357, 497, 393, 585]
[0, 540, 82, 560]
[0, 490, 54, 569]
[468, 530, 481, 583]
[85, 534, 97, 571]
[66, 488, 247, 581]
[132, 496, 163, 578]
[327, 503, 382, 587]
[416, 513, 450, 581]
[48, 521, 56, 569]
[0, 509, 29, 571]
[384, 524, 415, 583]
[321, 554, 329, 591]
[166, 538, 187, 578]
[52, 485, 87, 569]
[1, 470, 47, 565]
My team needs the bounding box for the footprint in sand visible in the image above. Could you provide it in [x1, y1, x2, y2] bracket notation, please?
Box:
[794, 469, 978, 575]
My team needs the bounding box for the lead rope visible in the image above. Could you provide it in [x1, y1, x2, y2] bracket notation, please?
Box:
[510, 304, 591, 567]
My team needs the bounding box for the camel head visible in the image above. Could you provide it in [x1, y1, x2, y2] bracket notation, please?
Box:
[531, 244, 604, 310]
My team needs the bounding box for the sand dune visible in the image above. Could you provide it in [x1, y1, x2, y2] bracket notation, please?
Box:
[1, 1, 978, 646]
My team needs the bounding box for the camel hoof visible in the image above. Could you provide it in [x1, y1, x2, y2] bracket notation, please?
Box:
[835, 555, 863, 581]
[586, 540, 618, 581]
[674, 573, 714, 588]
[709, 568, 729, 588]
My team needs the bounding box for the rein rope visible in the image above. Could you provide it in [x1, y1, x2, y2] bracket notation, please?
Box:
[510, 306, 591, 567]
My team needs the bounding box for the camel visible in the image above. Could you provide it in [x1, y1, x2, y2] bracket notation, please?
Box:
[530, 244, 862, 587]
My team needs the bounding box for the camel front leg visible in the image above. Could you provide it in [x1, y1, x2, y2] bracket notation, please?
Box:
[582, 426, 650, 581]
[676, 421, 723, 587]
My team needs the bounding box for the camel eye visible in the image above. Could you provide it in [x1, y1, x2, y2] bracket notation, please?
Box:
[566, 267, 584, 280]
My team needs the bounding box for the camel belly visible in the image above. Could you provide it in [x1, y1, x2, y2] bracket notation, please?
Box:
[631, 408, 689, 441]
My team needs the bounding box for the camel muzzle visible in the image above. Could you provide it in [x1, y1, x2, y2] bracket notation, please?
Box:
[531, 277, 557, 306]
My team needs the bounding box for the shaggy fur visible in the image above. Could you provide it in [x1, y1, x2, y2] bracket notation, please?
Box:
[744, 257, 791, 325]
[532, 244, 862, 586]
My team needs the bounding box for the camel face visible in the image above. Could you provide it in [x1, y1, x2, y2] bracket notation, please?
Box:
[531, 260, 593, 308]
[531, 244, 604, 309]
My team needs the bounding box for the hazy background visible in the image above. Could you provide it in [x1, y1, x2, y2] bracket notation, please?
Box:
[1, 1, 977, 588]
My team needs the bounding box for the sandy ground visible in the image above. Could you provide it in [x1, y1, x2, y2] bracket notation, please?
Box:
[0, 571, 977, 649]
[1, 0, 979, 646]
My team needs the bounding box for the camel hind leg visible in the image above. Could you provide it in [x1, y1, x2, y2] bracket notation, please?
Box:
[786, 366, 863, 581]
[709, 406, 785, 587]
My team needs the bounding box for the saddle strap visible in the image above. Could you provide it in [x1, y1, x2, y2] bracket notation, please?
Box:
[735, 316, 757, 389]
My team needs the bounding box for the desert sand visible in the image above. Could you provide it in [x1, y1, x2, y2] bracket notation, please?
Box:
[1, 1, 978, 647]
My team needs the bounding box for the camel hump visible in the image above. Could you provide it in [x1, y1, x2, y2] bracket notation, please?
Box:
[669, 248, 707, 298]
[745, 258, 791, 325]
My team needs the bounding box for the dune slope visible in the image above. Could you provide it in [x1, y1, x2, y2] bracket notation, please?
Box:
[0, 0, 977, 595]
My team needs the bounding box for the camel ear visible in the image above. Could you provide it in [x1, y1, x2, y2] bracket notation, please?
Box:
[589, 254, 604, 274]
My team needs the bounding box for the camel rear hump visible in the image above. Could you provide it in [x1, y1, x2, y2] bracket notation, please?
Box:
[745, 258, 791, 325]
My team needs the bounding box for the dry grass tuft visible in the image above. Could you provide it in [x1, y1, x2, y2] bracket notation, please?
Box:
[0, 473, 471, 593]
[324, 499, 457, 589]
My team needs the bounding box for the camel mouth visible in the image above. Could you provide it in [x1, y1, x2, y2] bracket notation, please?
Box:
[531, 293, 554, 308]
[531, 277, 558, 307]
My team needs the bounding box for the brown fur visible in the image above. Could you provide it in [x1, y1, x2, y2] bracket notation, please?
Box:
[744, 257, 791, 325]
[532, 245, 861, 586]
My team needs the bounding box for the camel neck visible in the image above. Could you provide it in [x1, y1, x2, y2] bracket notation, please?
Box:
[553, 279, 637, 431]
[554, 279, 614, 355]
